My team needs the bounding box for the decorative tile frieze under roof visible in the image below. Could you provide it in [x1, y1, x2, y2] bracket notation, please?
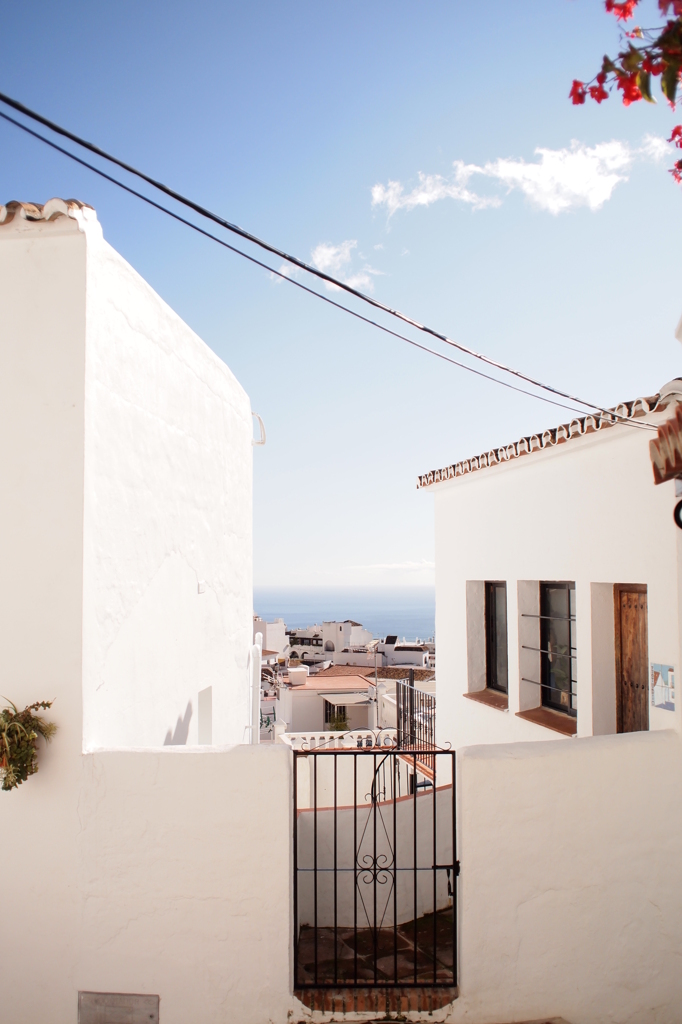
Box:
[417, 390, 673, 490]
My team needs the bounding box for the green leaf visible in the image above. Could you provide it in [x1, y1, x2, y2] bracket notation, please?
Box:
[638, 70, 655, 103]
[622, 47, 643, 73]
[662, 62, 679, 104]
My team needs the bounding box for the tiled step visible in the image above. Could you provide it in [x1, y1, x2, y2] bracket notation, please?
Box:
[294, 986, 458, 1013]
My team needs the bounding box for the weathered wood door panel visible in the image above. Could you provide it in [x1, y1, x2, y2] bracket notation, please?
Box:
[614, 584, 648, 734]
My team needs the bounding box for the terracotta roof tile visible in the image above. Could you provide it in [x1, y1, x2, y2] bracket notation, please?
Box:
[284, 674, 371, 691]
[417, 389, 674, 489]
[0, 198, 93, 226]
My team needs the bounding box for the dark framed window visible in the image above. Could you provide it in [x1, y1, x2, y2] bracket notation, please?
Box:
[324, 700, 346, 724]
[540, 582, 577, 717]
[485, 581, 508, 693]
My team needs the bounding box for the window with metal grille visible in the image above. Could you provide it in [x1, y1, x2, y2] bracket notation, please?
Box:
[540, 582, 577, 716]
[485, 581, 508, 693]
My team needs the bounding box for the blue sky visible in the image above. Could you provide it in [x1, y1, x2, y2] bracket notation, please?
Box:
[1, 0, 679, 587]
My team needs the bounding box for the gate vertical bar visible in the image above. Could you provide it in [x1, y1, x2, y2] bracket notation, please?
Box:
[413, 751, 418, 985]
[293, 751, 299, 989]
[353, 751, 358, 985]
[372, 750, 378, 985]
[393, 752, 398, 985]
[452, 750, 457, 988]
[334, 752, 338, 985]
[432, 754, 437, 983]
[313, 753, 318, 986]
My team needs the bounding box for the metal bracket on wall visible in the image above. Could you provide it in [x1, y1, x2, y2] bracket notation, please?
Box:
[251, 412, 266, 446]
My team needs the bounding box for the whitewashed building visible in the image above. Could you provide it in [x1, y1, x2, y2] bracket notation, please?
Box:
[276, 666, 372, 733]
[331, 638, 431, 669]
[0, 199, 293, 1024]
[419, 380, 681, 750]
[253, 614, 287, 655]
[288, 619, 373, 662]
[410, 380, 682, 1022]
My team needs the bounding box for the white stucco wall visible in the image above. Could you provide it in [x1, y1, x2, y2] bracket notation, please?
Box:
[82, 214, 252, 749]
[451, 729, 682, 1024]
[430, 407, 682, 750]
[0, 202, 292, 1024]
[0, 210, 88, 1022]
[0, 743, 294, 1024]
[0, 202, 252, 750]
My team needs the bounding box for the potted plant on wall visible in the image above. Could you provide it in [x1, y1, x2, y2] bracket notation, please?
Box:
[0, 700, 56, 791]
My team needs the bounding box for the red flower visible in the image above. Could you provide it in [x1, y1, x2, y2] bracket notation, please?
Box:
[668, 124, 682, 146]
[659, 1, 682, 15]
[597, 71, 608, 85]
[617, 73, 642, 104]
[605, 0, 639, 20]
[589, 83, 610, 102]
[570, 79, 587, 104]
[669, 157, 682, 182]
[642, 56, 665, 75]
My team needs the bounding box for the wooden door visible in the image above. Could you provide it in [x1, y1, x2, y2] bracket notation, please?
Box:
[614, 585, 649, 734]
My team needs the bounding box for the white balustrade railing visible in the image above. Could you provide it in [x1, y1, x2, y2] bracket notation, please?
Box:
[277, 728, 397, 751]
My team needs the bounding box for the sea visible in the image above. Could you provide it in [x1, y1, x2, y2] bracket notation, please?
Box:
[253, 586, 435, 642]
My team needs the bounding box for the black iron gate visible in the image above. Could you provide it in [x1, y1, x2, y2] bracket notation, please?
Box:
[293, 747, 457, 990]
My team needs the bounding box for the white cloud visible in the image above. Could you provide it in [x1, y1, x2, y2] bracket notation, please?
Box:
[271, 261, 297, 284]
[372, 136, 667, 218]
[311, 239, 358, 275]
[310, 239, 382, 293]
[641, 133, 669, 162]
[371, 162, 500, 216]
[342, 271, 375, 290]
[484, 140, 631, 214]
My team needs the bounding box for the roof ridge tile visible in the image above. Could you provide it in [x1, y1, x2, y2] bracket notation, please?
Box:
[417, 392, 668, 489]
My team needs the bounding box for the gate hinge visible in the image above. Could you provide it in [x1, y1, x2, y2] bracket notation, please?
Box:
[455, 859, 460, 876]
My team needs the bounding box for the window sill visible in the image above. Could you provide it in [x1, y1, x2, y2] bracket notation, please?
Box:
[464, 689, 508, 711]
[515, 707, 577, 737]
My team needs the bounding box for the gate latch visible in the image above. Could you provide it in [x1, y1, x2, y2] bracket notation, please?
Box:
[438, 862, 460, 897]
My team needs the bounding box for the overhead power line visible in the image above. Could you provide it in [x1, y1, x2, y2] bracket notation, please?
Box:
[0, 108, 591, 420]
[0, 91, 657, 431]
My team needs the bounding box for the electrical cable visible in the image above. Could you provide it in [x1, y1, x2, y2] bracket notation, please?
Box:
[0, 89, 653, 428]
[0, 108, 593, 419]
[0, 96, 658, 431]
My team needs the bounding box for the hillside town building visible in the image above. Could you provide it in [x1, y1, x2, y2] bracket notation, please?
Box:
[287, 619, 373, 662]
[253, 615, 287, 655]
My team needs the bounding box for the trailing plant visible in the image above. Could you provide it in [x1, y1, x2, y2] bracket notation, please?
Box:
[0, 700, 56, 792]
[571, 1, 682, 180]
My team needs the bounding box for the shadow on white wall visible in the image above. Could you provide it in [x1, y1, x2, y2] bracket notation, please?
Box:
[163, 701, 193, 745]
